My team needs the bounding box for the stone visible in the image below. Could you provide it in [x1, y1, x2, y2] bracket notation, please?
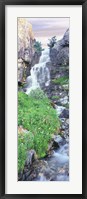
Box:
[50, 29, 69, 66]
[55, 105, 65, 116]
[25, 149, 36, 167]
[18, 171, 23, 181]
[22, 174, 26, 181]
[59, 96, 68, 105]
[25, 171, 31, 179]
[60, 109, 69, 118]
[53, 135, 64, 146]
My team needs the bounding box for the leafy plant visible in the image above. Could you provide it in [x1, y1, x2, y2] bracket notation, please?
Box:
[33, 41, 43, 52]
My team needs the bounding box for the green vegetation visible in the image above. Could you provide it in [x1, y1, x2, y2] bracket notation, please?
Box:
[18, 89, 60, 172]
[51, 95, 60, 100]
[52, 76, 69, 85]
[18, 131, 34, 172]
[34, 41, 43, 52]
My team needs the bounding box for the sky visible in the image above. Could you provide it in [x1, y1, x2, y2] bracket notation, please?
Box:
[28, 18, 69, 47]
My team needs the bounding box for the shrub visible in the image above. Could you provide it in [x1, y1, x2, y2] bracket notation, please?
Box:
[29, 88, 47, 99]
[33, 41, 43, 52]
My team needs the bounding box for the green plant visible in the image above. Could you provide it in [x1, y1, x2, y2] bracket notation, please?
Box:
[34, 41, 43, 52]
[51, 95, 60, 100]
[29, 88, 47, 99]
[18, 89, 60, 162]
[52, 76, 69, 85]
[18, 131, 34, 172]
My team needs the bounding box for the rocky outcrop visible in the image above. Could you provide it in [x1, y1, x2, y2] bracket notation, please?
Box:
[50, 29, 69, 66]
[18, 18, 41, 83]
[18, 18, 35, 62]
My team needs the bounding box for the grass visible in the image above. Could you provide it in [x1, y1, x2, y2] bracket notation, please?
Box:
[52, 76, 69, 86]
[18, 89, 60, 172]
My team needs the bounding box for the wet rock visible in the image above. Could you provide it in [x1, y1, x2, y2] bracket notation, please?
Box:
[60, 109, 69, 118]
[55, 105, 65, 116]
[56, 174, 69, 181]
[25, 171, 31, 179]
[22, 174, 26, 181]
[59, 96, 68, 105]
[53, 135, 64, 146]
[63, 84, 69, 90]
[25, 149, 37, 167]
[18, 171, 23, 181]
[26, 171, 37, 181]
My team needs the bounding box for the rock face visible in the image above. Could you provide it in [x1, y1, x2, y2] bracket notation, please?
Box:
[50, 29, 69, 66]
[18, 18, 34, 62]
[18, 18, 41, 83]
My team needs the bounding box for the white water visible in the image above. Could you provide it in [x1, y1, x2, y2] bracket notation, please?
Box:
[38, 143, 69, 181]
[26, 48, 50, 94]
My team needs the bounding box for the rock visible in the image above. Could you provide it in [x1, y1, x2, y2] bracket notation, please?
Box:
[53, 135, 64, 146]
[25, 149, 37, 167]
[55, 105, 65, 116]
[18, 18, 34, 61]
[61, 28, 69, 46]
[60, 109, 69, 118]
[25, 171, 31, 179]
[18, 171, 23, 181]
[50, 29, 69, 66]
[18, 59, 24, 82]
[18, 18, 41, 82]
[22, 174, 26, 181]
[59, 96, 68, 105]
[26, 171, 37, 181]
[63, 84, 69, 90]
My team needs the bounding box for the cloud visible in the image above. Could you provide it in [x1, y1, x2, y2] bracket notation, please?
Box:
[26, 17, 69, 46]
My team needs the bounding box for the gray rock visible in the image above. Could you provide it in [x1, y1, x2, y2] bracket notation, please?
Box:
[25, 149, 36, 167]
[59, 96, 68, 105]
[54, 135, 63, 145]
[55, 105, 65, 116]
[60, 109, 69, 118]
[50, 29, 69, 66]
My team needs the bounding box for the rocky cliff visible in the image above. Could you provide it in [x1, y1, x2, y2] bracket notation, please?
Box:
[18, 18, 41, 83]
[50, 29, 69, 66]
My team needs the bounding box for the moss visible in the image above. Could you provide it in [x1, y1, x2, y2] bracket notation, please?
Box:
[51, 95, 60, 100]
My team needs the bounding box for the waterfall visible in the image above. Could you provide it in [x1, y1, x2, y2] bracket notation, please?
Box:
[26, 48, 50, 94]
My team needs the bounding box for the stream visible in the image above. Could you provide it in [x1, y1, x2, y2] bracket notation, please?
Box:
[24, 48, 69, 181]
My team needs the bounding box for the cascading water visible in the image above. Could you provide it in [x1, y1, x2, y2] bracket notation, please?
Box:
[26, 48, 50, 94]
